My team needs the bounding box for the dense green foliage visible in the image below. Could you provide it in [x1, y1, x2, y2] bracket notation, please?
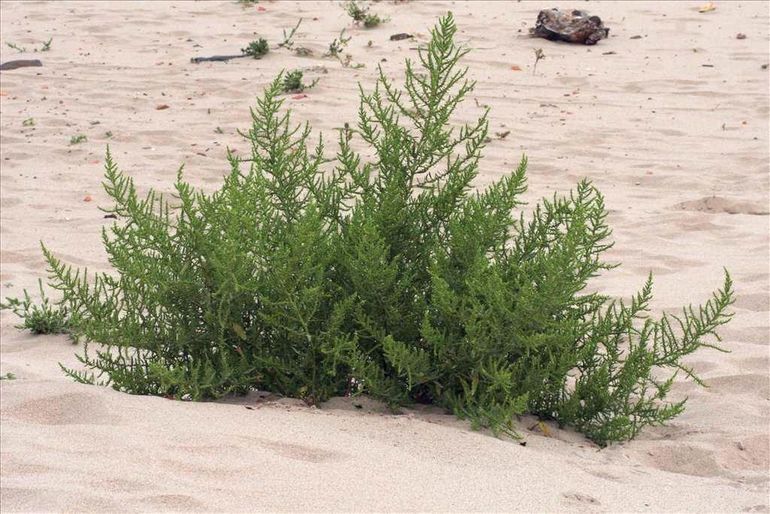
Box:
[2, 14, 734, 445]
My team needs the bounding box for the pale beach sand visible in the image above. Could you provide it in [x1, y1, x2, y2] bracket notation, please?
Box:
[1, 1, 768, 512]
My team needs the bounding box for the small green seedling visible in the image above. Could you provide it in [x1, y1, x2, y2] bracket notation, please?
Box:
[340, 54, 365, 69]
[282, 69, 318, 93]
[105, 131, 113, 138]
[344, 1, 387, 28]
[5, 38, 51, 53]
[6, 41, 26, 53]
[533, 48, 545, 75]
[0, 279, 71, 335]
[326, 29, 351, 57]
[279, 19, 302, 49]
[214, 126, 224, 134]
[0, 373, 16, 380]
[242, 38, 269, 58]
[38, 37, 52, 52]
[22, 118, 35, 127]
[70, 134, 87, 145]
[344, 1, 367, 22]
[363, 13, 386, 28]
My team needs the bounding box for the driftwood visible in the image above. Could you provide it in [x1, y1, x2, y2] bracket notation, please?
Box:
[530, 9, 609, 45]
[0, 59, 43, 71]
[190, 54, 249, 64]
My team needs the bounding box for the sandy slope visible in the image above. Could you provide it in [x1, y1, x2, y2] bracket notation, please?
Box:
[1, 1, 768, 512]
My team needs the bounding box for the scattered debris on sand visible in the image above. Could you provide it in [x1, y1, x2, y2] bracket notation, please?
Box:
[530, 8, 609, 45]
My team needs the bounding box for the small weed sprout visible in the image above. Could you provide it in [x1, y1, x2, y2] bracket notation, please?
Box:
[345, 1, 368, 22]
[326, 29, 352, 57]
[0, 279, 71, 335]
[38, 37, 52, 52]
[282, 69, 318, 93]
[6, 41, 26, 53]
[242, 38, 269, 58]
[0, 373, 17, 380]
[340, 54, 365, 69]
[278, 19, 302, 49]
[344, 1, 388, 28]
[363, 13, 387, 28]
[70, 134, 87, 145]
[533, 48, 545, 75]
[22, 118, 35, 127]
[5, 38, 51, 53]
[325, 30, 364, 68]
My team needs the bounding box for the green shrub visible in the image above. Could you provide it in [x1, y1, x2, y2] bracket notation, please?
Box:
[2, 14, 733, 445]
[281, 69, 318, 93]
[242, 38, 269, 59]
[344, 1, 387, 28]
[1, 279, 71, 335]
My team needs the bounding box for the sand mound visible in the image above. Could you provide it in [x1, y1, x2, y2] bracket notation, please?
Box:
[674, 196, 769, 216]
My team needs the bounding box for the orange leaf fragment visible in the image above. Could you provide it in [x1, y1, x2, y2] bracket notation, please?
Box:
[698, 2, 716, 13]
[156, 104, 170, 110]
[511, 65, 522, 71]
[83, 195, 93, 202]
[292, 94, 308, 100]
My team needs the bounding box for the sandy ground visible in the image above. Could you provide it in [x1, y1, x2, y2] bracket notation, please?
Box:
[1, 1, 768, 512]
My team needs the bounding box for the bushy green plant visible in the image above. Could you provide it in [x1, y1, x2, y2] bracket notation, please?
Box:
[1, 279, 71, 335]
[344, 1, 368, 22]
[2, 14, 733, 445]
[281, 69, 318, 93]
[242, 38, 269, 59]
[344, 1, 387, 28]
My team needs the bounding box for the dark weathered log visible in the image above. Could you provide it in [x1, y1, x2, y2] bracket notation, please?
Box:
[530, 9, 609, 45]
[0, 59, 43, 71]
[190, 54, 248, 64]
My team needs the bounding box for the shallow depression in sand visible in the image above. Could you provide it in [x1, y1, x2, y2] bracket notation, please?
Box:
[5, 392, 116, 426]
